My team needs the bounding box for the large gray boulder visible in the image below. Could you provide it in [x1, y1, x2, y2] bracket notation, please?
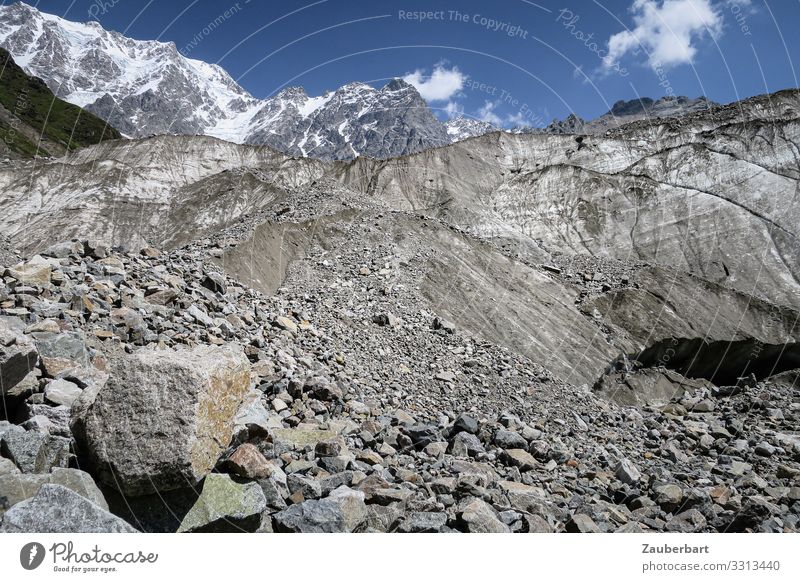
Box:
[71, 344, 251, 496]
[0, 484, 137, 533]
[0, 319, 37, 396]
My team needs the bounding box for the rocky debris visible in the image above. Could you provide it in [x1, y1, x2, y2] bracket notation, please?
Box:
[0, 484, 137, 533]
[0, 234, 797, 534]
[71, 344, 251, 496]
[177, 473, 266, 533]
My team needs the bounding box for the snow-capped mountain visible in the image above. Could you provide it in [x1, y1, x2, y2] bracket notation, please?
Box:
[0, 2, 254, 138]
[241, 79, 450, 160]
[443, 117, 498, 141]
[0, 2, 450, 159]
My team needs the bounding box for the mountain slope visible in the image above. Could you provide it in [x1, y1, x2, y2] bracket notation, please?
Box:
[1, 88, 798, 369]
[336, 89, 800, 310]
[0, 47, 119, 157]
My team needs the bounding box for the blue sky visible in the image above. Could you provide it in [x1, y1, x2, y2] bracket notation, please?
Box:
[25, 0, 800, 127]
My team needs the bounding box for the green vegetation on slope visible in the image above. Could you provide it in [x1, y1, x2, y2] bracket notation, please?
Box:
[0, 47, 120, 156]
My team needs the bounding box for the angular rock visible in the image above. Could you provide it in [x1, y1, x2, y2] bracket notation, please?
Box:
[0, 430, 71, 473]
[201, 271, 227, 294]
[452, 413, 479, 434]
[0, 468, 107, 516]
[502, 448, 538, 471]
[458, 497, 510, 533]
[665, 508, 707, 532]
[499, 481, 548, 514]
[493, 428, 528, 449]
[449, 431, 485, 457]
[0, 484, 137, 533]
[225, 443, 273, 480]
[43, 378, 83, 407]
[273, 486, 367, 533]
[5, 261, 51, 285]
[271, 428, 336, 451]
[71, 344, 251, 496]
[0, 320, 38, 395]
[287, 473, 323, 500]
[652, 482, 683, 512]
[33, 331, 89, 377]
[177, 473, 266, 533]
[405, 424, 441, 449]
[614, 458, 642, 485]
[566, 513, 600, 533]
[397, 511, 449, 533]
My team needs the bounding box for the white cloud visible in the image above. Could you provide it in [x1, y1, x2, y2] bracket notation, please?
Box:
[477, 101, 503, 126]
[443, 101, 464, 118]
[505, 111, 527, 126]
[403, 64, 466, 102]
[602, 0, 724, 71]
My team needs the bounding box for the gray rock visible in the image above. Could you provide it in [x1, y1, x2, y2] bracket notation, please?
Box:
[364, 504, 404, 532]
[755, 441, 776, 457]
[614, 458, 642, 485]
[449, 431, 486, 457]
[201, 271, 227, 294]
[287, 473, 323, 500]
[187, 304, 214, 326]
[71, 344, 251, 496]
[273, 486, 367, 533]
[232, 390, 274, 440]
[452, 413, 479, 434]
[405, 424, 441, 449]
[0, 456, 20, 477]
[44, 378, 83, 407]
[42, 240, 83, 258]
[652, 482, 684, 512]
[566, 513, 600, 533]
[32, 331, 89, 376]
[0, 319, 38, 396]
[0, 484, 137, 533]
[398, 511, 449, 533]
[0, 430, 71, 473]
[665, 509, 707, 532]
[458, 497, 510, 533]
[0, 468, 107, 516]
[20, 404, 72, 437]
[493, 428, 528, 449]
